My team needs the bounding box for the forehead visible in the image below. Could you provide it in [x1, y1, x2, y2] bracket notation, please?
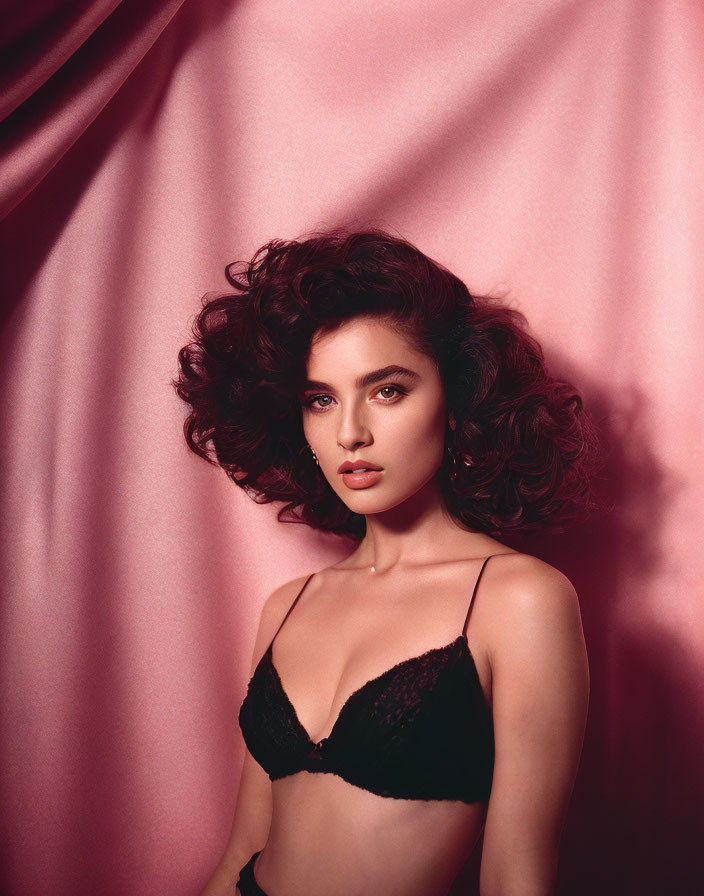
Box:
[306, 315, 431, 374]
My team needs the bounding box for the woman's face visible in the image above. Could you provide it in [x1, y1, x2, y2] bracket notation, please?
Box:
[300, 315, 449, 515]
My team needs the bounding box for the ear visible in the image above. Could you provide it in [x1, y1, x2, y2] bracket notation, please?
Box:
[448, 414, 456, 432]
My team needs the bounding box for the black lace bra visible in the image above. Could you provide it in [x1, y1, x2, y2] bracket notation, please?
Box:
[238, 556, 495, 803]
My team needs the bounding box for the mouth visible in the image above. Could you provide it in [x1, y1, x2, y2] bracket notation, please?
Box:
[337, 461, 383, 474]
[339, 467, 384, 489]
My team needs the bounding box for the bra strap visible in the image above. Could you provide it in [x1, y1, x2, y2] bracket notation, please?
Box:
[269, 572, 316, 647]
[461, 555, 494, 639]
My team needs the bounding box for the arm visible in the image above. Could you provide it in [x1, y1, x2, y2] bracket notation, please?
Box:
[199, 575, 312, 896]
[479, 557, 590, 896]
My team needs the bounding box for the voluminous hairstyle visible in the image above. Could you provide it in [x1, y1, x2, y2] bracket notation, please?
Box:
[173, 230, 598, 540]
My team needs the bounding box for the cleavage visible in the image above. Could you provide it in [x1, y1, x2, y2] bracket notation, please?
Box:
[270, 631, 377, 744]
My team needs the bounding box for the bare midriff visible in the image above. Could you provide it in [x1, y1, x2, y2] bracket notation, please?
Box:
[254, 771, 487, 896]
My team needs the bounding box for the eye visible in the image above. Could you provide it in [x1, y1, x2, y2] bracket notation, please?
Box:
[303, 393, 335, 411]
[376, 384, 406, 401]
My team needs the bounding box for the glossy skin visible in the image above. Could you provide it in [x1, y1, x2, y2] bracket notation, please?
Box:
[202, 315, 590, 896]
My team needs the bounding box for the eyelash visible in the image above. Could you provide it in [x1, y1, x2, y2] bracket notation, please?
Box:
[303, 384, 408, 412]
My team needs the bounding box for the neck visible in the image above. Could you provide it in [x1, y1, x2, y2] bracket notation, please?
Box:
[353, 476, 473, 573]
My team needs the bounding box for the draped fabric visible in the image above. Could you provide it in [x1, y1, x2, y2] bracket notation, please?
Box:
[1, 1, 702, 894]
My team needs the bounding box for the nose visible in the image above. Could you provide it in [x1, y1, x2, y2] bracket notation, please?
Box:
[336, 400, 372, 451]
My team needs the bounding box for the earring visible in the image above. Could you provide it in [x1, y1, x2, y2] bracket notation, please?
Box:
[446, 443, 472, 481]
[308, 443, 320, 466]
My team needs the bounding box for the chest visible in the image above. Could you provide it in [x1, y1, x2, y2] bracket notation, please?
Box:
[268, 575, 491, 745]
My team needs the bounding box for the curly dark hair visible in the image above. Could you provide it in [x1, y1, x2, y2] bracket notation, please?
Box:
[173, 229, 598, 540]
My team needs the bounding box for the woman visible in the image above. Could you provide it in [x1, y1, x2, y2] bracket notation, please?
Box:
[173, 230, 596, 896]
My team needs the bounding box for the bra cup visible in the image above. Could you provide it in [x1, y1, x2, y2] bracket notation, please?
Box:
[323, 639, 494, 801]
[239, 651, 312, 778]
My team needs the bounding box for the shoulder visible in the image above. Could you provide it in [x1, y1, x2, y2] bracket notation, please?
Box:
[479, 552, 585, 669]
[483, 551, 578, 609]
[262, 571, 315, 630]
[248, 572, 316, 674]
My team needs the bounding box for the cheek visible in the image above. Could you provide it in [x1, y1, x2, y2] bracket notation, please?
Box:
[302, 415, 329, 451]
[389, 399, 447, 460]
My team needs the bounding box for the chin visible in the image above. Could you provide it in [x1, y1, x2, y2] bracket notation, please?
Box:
[336, 485, 426, 515]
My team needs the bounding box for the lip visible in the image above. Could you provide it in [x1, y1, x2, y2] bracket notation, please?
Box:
[341, 469, 383, 489]
[337, 460, 383, 473]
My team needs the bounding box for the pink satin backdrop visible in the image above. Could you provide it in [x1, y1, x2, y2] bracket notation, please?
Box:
[1, 1, 702, 894]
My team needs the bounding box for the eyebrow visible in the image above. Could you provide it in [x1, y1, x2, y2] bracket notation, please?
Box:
[301, 364, 421, 393]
